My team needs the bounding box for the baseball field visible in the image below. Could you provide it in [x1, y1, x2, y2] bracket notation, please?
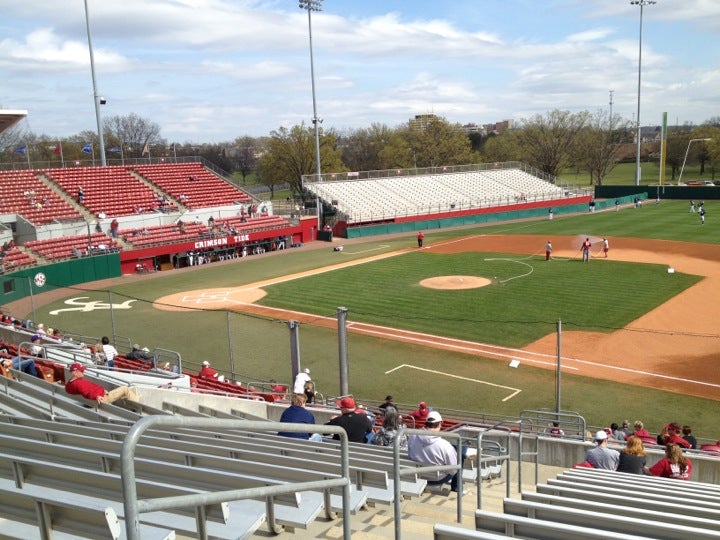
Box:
[19, 199, 720, 437]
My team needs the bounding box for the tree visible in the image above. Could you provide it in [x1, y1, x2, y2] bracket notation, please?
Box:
[257, 123, 344, 196]
[516, 110, 589, 179]
[407, 117, 476, 168]
[103, 113, 163, 158]
[482, 131, 522, 163]
[230, 136, 260, 184]
[572, 110, 629, 186]
[339, 123, 393, 172]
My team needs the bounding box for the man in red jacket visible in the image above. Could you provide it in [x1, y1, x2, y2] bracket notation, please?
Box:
[64, 363, 139, 405]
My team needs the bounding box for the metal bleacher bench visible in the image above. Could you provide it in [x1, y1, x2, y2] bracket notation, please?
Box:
[0, 479, 174, 540]
[520, 491, 720, 532]
[474, 509, 649, 539]
[501, 498, 720, 539]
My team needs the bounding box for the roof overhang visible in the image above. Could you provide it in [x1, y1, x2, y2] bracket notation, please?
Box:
[0, 110, 28, 135]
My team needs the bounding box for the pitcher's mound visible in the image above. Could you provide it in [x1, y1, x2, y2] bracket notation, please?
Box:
[419, 275, 491, 290]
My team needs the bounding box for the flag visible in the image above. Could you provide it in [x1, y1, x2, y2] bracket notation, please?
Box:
[54, 143, 62, 155]
[82, 143, 92, 154]
[14, 145, 26, 156]
[108, 146, 122, 153]
[142, 144, 149, 155]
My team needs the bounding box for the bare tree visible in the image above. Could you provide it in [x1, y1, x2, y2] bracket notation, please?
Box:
[516, 109, 589, 179]
[230, 135, 260, 184]
[103, 113, 163, 158]
[573, 110, 630, 185]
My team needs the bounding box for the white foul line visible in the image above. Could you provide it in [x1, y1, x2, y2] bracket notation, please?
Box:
[385, 363, 521, 402]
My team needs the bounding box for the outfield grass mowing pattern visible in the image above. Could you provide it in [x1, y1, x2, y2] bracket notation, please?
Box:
[258, 251, 700, 347]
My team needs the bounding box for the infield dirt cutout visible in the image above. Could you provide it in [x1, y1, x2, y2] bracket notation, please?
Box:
[153, 235, 720, 401]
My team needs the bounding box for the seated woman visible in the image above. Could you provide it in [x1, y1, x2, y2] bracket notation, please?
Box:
[617, 436, 647, 475]
[646, 443, 692, 480]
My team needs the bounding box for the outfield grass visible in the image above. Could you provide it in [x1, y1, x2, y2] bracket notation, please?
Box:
[258, 251, 699, 347]
[30, 201, 720, 437]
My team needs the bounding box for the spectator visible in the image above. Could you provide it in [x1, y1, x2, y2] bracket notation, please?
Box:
[125, 344, 154, 362]
[293, 368, 312, 394]
[610, 422, 626, 442]
[29, 334, 45, 358]
[325, 396, 372, 443]
[407, 411, 476, 493]
[2, 356, 39, 377]
[646, 443, 692, 480]
[110, 218, 119, 238]
[100, 336, 117, 369]
[378, 394, 397, 414]
[546, 421, 564, 438]
[630, 420, 652, 442]
[410, 401, 430, 424]
[682, 425, 698, 449]
[65, 363, 139, 405]
[617, 436, 648, 475]
[372, 406, 407, 449]
[621, 419, 633, 438]
[278, 393, 322, 442]
[665, 423, 692, 449]
[199, 360, 224, 382]
[585, 430, 619, 470]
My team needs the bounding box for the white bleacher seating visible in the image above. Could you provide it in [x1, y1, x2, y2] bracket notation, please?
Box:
[305, 167, 566, 224]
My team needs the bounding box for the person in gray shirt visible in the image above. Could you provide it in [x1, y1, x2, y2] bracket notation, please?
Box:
[585, 430, 620, 470]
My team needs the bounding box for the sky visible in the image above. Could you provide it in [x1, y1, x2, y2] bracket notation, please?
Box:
[1, 0, 719, 144]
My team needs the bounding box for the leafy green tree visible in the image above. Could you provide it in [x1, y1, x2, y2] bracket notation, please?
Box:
[482, 131, 522, 163]
[339, 123, 393, 172]
[407, 116, 475, 168]
[257, 123, 344, 196]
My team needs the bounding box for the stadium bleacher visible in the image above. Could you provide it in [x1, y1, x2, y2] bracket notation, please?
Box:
[0, 170, 82, 223]
[305, 167, 568, 224]
[2, 332, 720, 539]
[133, 163, 253, 209]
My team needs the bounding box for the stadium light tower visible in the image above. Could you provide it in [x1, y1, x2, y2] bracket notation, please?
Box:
[631, 0, 656, 186]
[299, 0, 323, 229]
[678, 138, 712, 185]
[84, 0, 107, 166]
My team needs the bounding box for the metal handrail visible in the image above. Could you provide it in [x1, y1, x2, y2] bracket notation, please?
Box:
[121, 416, 352, 540]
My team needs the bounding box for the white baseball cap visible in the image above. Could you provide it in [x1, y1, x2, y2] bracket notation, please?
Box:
[594, 430, 608, 441]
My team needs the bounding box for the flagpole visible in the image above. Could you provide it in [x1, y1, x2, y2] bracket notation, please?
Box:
[25, 145, 30, 169]
[121, 143, 125, 166]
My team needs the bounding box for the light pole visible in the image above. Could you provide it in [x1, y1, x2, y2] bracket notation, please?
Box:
[678, 138, 712, 184]
[299, 0, 323, 231]
[83, 0, 107, 166]
[631, 0, 655, 186]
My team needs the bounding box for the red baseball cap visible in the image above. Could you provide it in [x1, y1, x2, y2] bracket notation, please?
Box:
[336, 396, 356, 410]
[69, 362, 86, 372]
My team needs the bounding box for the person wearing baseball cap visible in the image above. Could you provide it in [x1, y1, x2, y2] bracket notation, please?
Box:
[325, 396, 372, 443]
[407, 410, 477, 493]
[584, 429, 620, 470]
[65, 362, 139, 405]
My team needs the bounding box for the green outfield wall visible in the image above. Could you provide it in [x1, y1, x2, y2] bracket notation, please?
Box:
[345, 196, 642, 239]
[0, 253, 121, 305]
